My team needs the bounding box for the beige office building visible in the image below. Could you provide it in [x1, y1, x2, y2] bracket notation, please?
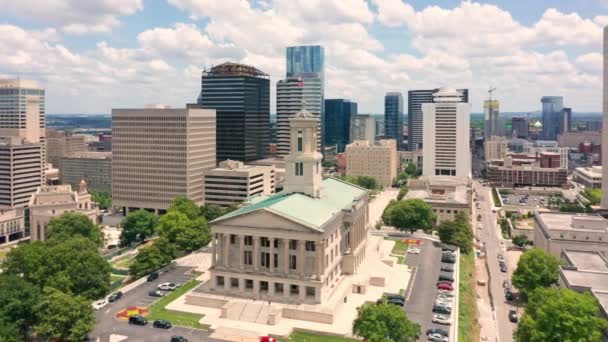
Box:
[204, 160, 275, 207]
[0, 208, 25, 246]
[405, 176, 471, 224]
[602, 25, 608, 209]
[485, 136, 508, 161]
[29, 182, 97, 241]
[557, 131, 602, 148]
[350, 115, 375, 144]
[345, 139, 397, 187]
[0, 137, 43, 208]
[112, 104, 216, 214]
[61, 151, 112, 193]
[46, 128, 87, 173]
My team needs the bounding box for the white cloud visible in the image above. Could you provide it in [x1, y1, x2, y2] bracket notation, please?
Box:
[531, 9, 604, 48]
[0, 0, 143, 34]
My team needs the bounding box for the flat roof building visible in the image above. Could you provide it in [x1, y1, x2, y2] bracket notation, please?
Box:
[405, 176, 471, 224]
[345, 139, 397, 188]
[61, 151, 112, 193]
[46, 129, 87, 175]
[0, 208, 25, 246]
[350, 115, 375, 144]
[573, 166, 602, 189]
[534, 212, 608, 258]
[204, 160, 275, 207]
[0, 137, 43, 208]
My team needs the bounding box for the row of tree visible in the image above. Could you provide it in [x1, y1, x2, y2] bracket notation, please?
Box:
[1, 212, 109, 341]
[339, 175, 379, 190]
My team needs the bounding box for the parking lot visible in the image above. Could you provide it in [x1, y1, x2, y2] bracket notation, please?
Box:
[402, 239, 459, 341]
[91, 265, 220, 342]
[500, 193, 558, 207]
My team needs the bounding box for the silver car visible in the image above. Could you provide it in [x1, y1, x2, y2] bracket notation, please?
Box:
[432, 314, 452, 326]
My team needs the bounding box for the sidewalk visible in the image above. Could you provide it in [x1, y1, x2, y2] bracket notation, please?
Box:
[476, 255, 498, 341]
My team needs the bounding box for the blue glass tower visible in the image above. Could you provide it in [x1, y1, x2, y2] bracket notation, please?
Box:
[384, 92, 404, 149]
[541, 96, 564, 140]
[286, 46, 324, 79]
[324, 99, 357, 152]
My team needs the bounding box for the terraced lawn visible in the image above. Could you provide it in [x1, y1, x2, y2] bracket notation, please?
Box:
[458, 251, 480, 341]
[280, 332, 357, 342]
[146, 279, 205, 329]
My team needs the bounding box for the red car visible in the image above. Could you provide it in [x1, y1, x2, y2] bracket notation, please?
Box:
[260, 337, 277, 342]
[437, 283, 454, 291]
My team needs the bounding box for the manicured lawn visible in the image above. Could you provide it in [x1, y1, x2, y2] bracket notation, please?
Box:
[146, 279, 205, 329]
[391, 239, 408, 255]
[458, 251, 480, 342]
[112, 255, 134, 269]
[280, 331, 357, 342]
[491, 188, 502, 207]
[0, 249, 8, 260]
[110, 274, 126, 283]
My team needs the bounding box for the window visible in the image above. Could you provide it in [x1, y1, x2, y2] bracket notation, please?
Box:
[261, 237, 270, 247]
[295, 162, 304, 176]
[289, 240, 297, 250]
[244, 236, 253, 246]
[305, 241, 316, 252]
[275, 283, 284, 293]
[216, 276, 225, 287]
[230, 278, 239, 288]
[260, 281, 269, 292]
[290, 255, 297, 270]
[306, 286, 315, 297]
[274, 253, 279, 267]
[230, 235, 236, 244]
[297, 130, 303, 152]
[290, 284, 299, 295]
[244, 251, 253, 265]
[245, 279, 254, 289]
[261, 252, 270, 267]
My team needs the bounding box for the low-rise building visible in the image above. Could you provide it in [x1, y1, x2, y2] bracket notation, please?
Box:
[28, 182, 98, 242]
[573, 166, 603, 189]
[487, 153, 568, 187]
[204, 160, 275, 207]
[46, 129, 87, 174]
[398, 149, 423, 170]
[61, 151, 112, 193]
[405, 176, 471, 224]
[558, 131, 602, 149]
[0, 208, 25, 246]
[345, 139, 397, 187]
[485, 136, 509, 161]
[350, 115, 375, 144]
[533, 212, 608, 258]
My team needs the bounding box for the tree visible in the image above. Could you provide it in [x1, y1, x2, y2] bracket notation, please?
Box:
[437, 212, 473, 253]
[381, 200, 397, 226]
[168, 196, 201, 220]
[512, 235, 530, 247]
[396, 186, 409, 200]
[90, 191, 111, 210]
[386, 199, 436, 234]
[2, 241, 48, 286]
[119, 209, 158, 247]
[129, 244, 172, 277]
[516, 287, 608, 342]
[201, 204, 238, 222]
[0, 274, 41, 338]
[156, 211, 210, 252]
[35, 288, 95, 342]
[512, 248, 559, 299]
[46, 212, 102, 247]
[357, 176, 378, 190]
[404, 162, 420, 177]
[353, 303, 420, 342]
[583, 188, 602, 205]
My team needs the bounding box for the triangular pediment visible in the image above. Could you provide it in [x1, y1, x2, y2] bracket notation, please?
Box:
[212, 208, 321, 234]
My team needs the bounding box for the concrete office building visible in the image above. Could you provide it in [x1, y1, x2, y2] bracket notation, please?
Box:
[345, 139, 397, 188]
[204, 160, 275, 207]
[0, 137, 43, 208]
[484, 100, 501, 137]
[398, 149, 423, 170]
[61, 151, 112, 193]
[29, 182, 97, 242]
[384, 93, 403, 150]
[408, 88, 469, 151]
[276, 77, 322, 156]
[0, 208, 25, 246]
[603, 26, 608, 209]
[422, 87, 471, 179]
[324, 99, 356, 152]
[541, 96, 564, 141]
[487, 153, 568, 187]
[350, 115, 375, 144]
[46, 129, 87, 173]
[112, 104, 216, 214]
[405, 176, 471, 225]
[511, 117, 529, 139]
[485, 136, 509, 161]
[522, 141, 569, 169]
[534, 212, 608, 258]
[558, 131, 602, 148]
[198, 63, 270, 162]
[561, 107, 572, 134]
[573, 166, 603, 189]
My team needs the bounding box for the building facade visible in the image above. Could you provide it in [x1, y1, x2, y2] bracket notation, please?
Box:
[204, 108, 369, 305]
[422, 87, 471, 179]
[487, 155, 568, 187]
[350, 114, 375, 144]
[0, 208, 25, 246]
[286, 46, 324, 79]
[484, 99, 501, 137]
[324, 99, 357, 152]
[534, 212, 608, 258]
[345, 139, 397, 188]
[603, 26, 608, 209]
[511, 117, 529, 139]
[46, 129, 87, 173]
[541, 96, 564, 141]
[558, 130, 602, 148]
[61, 151, 112, 193]
[0, 137, 43, 208]
[573, 166, 602, 189]
[384, 93, 403, 150]
[28, 183, 97, 242]
[198, 62, 270, 162]
[405, 176, 470, 225]
[112, 105, 216, 214]
[561, 107, 572, 134]
[204, 160, 275, 207]
[485, 136, 509, 161]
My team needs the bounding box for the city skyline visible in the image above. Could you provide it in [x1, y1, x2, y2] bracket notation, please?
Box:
[0, 1, 605, 114]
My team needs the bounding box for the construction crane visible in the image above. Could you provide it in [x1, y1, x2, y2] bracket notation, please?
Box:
[488, 86, 497, 103]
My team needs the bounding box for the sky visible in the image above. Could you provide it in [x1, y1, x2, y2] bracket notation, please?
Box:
[0, 0, 606, 114]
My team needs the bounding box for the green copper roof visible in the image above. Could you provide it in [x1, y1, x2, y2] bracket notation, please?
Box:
[212, 177, 367, 230]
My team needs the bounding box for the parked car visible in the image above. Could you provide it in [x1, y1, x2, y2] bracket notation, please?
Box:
[153, 319, 172, 329]
[92, 299, 107, 311]
[108, 291, 122, 302]
[259, 337, 277, 342]
[441, 256, 456, 264]
[426, 328, 449, 337]
[427, 333, 448, 342]
[147, 272, 159, 282]
[434, 300, 452, 307]
[408, 247, 421, 254]
[500, 265, 507, 273]
[432, 305, 451, 314]
[386, 298, 405, 306]
[508, 310, 518, 323]
[438, 275, 454, 283]
[149, 290, 165, 297]
[158, 282, 178, 291]
[440, 266, 454, 272]
[441, 245, 457, 252]
[437, 290, 454, 297]
[432, 314, 452, 326]
[128, 315, 148, 326]
[437, 283, 453, 291]
[386, 294, 405, 302]
[498, 254, 504, 262]
[171, 336, 189, 342]
[505, 289, 514, 301]
[502, 280, 510, 288]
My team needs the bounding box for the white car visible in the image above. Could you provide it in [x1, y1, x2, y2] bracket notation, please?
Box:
[92, 299, 108, 311]
[437, 290, 454, 297]
[427, 333, 449, 342]
[436, 295, 453, 302]
[432, 314, 452, 326]
[158, 282, 179, 291]
[435, 300, 452, 307]
[408, 248, 421, 254]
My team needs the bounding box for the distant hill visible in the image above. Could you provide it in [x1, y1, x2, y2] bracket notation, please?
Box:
[47, 114, 110, 129]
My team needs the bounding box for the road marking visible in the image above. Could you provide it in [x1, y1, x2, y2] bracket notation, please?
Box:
[104, 308, 111, 314]
[405, 266, 418, 302]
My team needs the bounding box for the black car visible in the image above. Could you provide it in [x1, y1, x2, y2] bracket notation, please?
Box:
[147, 272, 159, 282]
[505, 289, 514, 301]
[438, 275, 454, 283]
[171, 337, 189, 342]
[441, 246, 457, 252]
[386, 294, 405, 301]
[153, 319, 172, 329]
[149, 290, 165, 297]
[386, 298, 405, 306]
[508, 310, 518, 323]
[500, 265, 507, 273]
[442, 256, 456, 264]
[432, 305, 451, 314]
[128, 315, 148, 326]
[440, 266, 454, 272]
[426, 328, 449, 337]
[108, 291, 123, 302]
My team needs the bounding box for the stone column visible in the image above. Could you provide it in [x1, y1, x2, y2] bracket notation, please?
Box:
[283, 239, 289, 274]
[217, 233, 223, 266]
[253, 236, 260, 271]
[299, 285, 306, 301]
[269, 238, 275, 273]
[223, 234, 230, 268]
[298, 240, 306, 276]
[238, 235, 245, 270]
[211, 233, 217, 266]
[316, 240, 324, 278]
[315, 287, 321, 303]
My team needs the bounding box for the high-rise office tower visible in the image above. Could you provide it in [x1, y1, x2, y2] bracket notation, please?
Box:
[112, 104, 216, 214]
[422, 87, 471, 178]
[276, 77, 322, 156]
[484, 100, 501, 137]
[511, 117, 529, 139]
[602, 26, 608, 209]
[384, 92, 404, 149]
[350, 114, 375, 144]
[0, 137, 43, 208]
[286, 46, 324, 79]
[324, 99, 357, 152]
[541, 96, 564, 140]
[560, 107, 572, 134]
[198, 62, 270, 162]
[408, 88, 469, 151]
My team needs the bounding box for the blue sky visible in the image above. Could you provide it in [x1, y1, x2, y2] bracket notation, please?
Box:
[0, 0, 606, 114]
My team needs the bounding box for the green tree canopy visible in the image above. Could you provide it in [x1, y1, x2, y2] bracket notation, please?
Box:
[169, 196, 202, 220]
[353, 303, 421, 342]
[0, 320, 22, 342]
[46, 212, 102, 247]
[583, 188, 602, 205]
[385, 199, 436, 234]
[404, 162, 420, 177]
[511, 235, 530, 247]
[129, 243, 173, 277]
[0, 274, 41, 339]
[437, 212, 473, 253]
[516, 287, 608, 342]
[512, 248, 559, 299]
[2, 241, 48, 286]
[90, 191, 111, 210]
[156, 211, 210, 252]
[35, 288, 95, 342]
[396, 186, 408, 200]
[357, 176, 378, 190]
[119, 209, 158, 247]
[200, 203, 238, 222]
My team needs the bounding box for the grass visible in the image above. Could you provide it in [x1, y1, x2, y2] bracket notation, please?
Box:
[110, 274, 126, 283]
[458, 251, 480, 342]
[112, 254, 134, 269]
[491, 188, 502, 207]
[0, 249, 8, 260]
[280, 331, 357, 342]
[391, 239, 408, 255]
[146, 279, 205, 329]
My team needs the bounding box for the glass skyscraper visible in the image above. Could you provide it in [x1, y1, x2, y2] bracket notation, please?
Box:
[541, 96, 564, 141]
[324, 99, 357, 152]
[384, 92, 404, 149]
[286, 46, 324, 79]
